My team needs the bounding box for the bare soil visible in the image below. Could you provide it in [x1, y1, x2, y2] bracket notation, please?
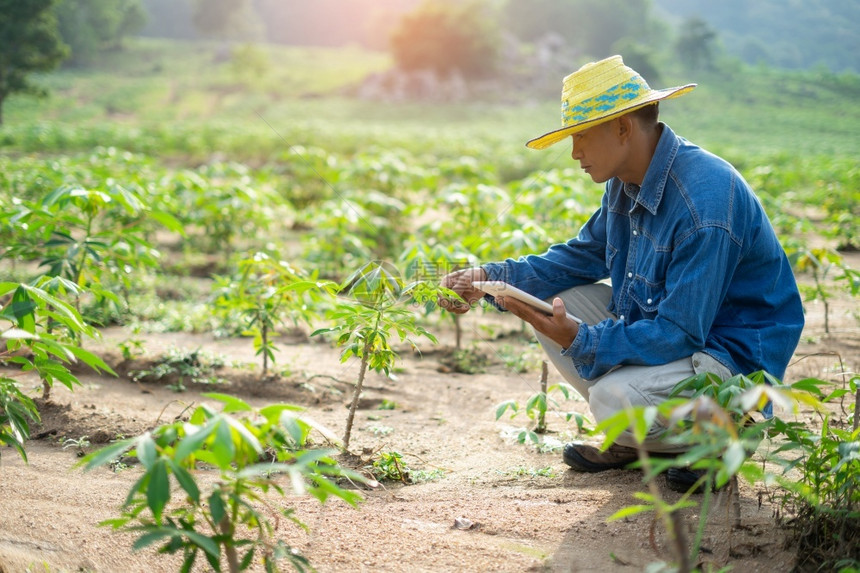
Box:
[1, 286, 857, 573]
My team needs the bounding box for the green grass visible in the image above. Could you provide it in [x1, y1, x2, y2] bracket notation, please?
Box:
[3, 36, 860, 215]
[5, 37, 859, 164]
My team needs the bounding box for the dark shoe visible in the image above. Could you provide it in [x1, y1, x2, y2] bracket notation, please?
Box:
[562, 442, 640, 473]
[665, 467, 708, 493]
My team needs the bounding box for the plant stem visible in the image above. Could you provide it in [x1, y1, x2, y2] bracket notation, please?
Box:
[261, 317, 269, 375]
[219, 515, 240, 573]
[813, 270, 830, 335]
[854, 388, 859, 432]
[537, 360, 548, 433]
[75, 214, 95, 312]
[691, 475, 714, 565]
[343, 336, 372, 451]
[730, 475, 741, 528]
[636, 447, 691, 573]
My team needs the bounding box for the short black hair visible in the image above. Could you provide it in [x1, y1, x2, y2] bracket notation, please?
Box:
[629, 102, 659, 126]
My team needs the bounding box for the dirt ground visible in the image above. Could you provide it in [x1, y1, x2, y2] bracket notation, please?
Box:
[1, 282, 858, 572]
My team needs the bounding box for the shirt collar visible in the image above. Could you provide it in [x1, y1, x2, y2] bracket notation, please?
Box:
[631, 122, 680, 215]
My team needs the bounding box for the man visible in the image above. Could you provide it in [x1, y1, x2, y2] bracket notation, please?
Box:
[440, 55, 804, 490]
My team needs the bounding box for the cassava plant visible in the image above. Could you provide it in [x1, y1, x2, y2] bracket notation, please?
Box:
[81, 393, 364, 573]
[399, 240, 478, 350]
[1, 279, 114, 404]
[595, 371, 832, 572]
[791, 247, 858, 335]
[495, 362, 588, 447]
[12, 181, 182, 322]
[312, 261, 438, 451]
[212, 253, 335, 376]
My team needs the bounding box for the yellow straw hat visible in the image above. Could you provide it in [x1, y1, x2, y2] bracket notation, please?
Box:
[526, 55, 696, 150]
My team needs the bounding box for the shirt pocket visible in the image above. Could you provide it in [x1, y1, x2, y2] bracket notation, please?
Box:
[629, 276, 665, 319]
[605, 241, 618, 271]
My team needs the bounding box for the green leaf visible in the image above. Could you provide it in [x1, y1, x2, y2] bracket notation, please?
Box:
[224, 416, 262, 455]
[132, 529, 176, 552]
[63, 344, 117, 376]
[180, 547, 198, 573]
[631, 406, 657, 444]
[723, 440, 747, 477]
[0, 282, 20, 298]
[208, 491, 226, 524]
[737, 460, 765, 484]
[10, 287, 35, 333]
[149, 210, 186, 235]
[79, 437, 135, 471]
[607, 504, 653, 521]
[167, 459, 200, 503]
[98, 517, 132, 529]
[203, 392, 252, 413]
[259, 404, 305, 424]
[182, 530, 220, 559]
[594, 409, 634, 449]
[174, 420, 217, 462]
[147, 460, 170, 522]
[1, 328, 37, 340]
[240, 547, 256, 570]
[210, 420, 236, 469]
[494, 400, 518, 420]
[136, 434, 158, 469]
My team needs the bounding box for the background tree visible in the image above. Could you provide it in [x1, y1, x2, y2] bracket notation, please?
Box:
[675, 16, 719, 72]
[389, 0, 501, 78]
[659, 0, 860, 72]
[503, 0, 665, 60]
[611, 38, 662, 85]
[0, 0, 69, 125]
[54, 0, 147, 66]
[191, 0, 261, 41]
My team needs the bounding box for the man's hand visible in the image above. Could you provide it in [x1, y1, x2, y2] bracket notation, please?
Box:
[499, 296, 580, 349]
[439, 267, 488, 314]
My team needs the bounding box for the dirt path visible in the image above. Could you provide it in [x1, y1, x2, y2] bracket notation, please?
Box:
[1, 300, 856, 572]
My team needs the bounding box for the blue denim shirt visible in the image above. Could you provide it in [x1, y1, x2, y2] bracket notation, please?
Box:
[483, 124, 804, 381]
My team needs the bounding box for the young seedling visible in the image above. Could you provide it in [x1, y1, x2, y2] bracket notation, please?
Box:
[598, 371, 841, 570]
[213, 252, 335, 377]
[791, 247, 854, 336]
[62, 435, 91, 457]
[312, 261, 438, 451]
[399, 241, 478, 350]
[495, 364, 586, 447]
[80, 393, 364, 573]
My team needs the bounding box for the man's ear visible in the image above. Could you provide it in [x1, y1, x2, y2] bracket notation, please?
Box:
[616, 115, 634, 142]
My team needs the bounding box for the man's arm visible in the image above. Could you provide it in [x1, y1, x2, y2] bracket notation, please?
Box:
[566, 225, 740, 379]
[481, 198, 612, 300]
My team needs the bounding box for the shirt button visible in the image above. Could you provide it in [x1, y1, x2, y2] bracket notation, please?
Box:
[627, 272, 633, 278]
[647, 298, 653, 304]
[632, 230, 638, 236]
[619, 315, 625, 321]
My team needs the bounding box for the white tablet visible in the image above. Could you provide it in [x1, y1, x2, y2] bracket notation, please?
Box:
[472, 281, 582, 324]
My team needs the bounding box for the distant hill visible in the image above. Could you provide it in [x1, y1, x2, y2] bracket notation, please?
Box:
[654, 0, 860, 73]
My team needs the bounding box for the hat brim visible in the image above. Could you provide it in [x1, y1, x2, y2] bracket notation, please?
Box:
[526, 84, 697, 150]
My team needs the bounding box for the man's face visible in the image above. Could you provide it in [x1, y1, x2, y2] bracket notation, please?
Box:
[569, 120, 624, 184]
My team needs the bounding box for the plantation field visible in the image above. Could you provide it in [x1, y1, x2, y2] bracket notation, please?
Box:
[1, 39, 859, 572]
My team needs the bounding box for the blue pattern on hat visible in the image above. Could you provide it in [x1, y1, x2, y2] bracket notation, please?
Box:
[562, 76, 646, 124]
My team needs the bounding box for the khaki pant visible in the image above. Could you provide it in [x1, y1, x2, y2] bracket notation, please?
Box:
[533, 284, 732, 453]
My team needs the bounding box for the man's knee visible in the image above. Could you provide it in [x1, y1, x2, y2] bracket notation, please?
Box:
[587, 376, 647, 423]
